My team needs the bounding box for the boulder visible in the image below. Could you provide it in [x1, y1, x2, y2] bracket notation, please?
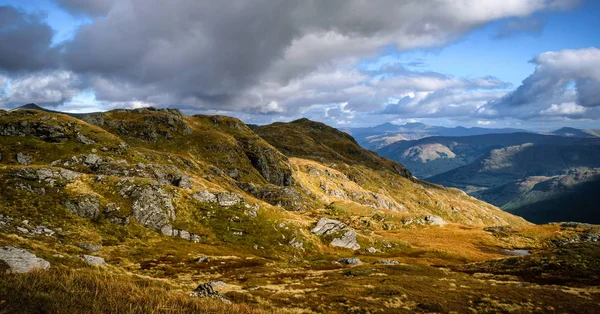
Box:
[0, 247, 50, 273]
[338, 257, 361, 265]
[193, 190, 217, 203]
[81, 255, 107, 267]
[311, 218, 360, 250]
[425, 215, 447, 226]
[78, 243, 101, 252]
[65, 195, 100, 219]
[122, 183, 175, 231]
[16, 153, 33, 165]
[216, 192, 243, 207]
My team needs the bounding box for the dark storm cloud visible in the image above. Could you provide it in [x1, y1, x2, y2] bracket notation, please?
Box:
[0, 6, 59, 72]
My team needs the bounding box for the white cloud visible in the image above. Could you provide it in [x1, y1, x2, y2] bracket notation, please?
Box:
[540, 102, 587, 116]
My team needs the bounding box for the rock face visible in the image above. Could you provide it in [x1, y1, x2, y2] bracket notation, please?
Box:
[81, 255, 107, 267]
[65, 195, 101, 219]
[121, 183, 175, 231]
[311, 218, 360, 250]
[0, 117, 68, 142]
[0, 247, 50, 273]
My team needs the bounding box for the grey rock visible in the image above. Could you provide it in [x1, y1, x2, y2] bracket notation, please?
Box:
[81, 255, 107, 267]
[365, 247, 379, 254]
[0, 119, 67, 142]
[193, 190, 217, 203]
[288, 238, 303, 248]
[208, 281, 227, 288]
[76, 133, 95, 145]
[195, 256, 210, 263]
[178, 229, 191, 241]
[216, 192, 243, 207]
[173, 175, 192, 189]
[425, 215, 446, 226]
[160, 224, 174, 236]
[338, 257, 361, 265]
[16, 153, 32, 165]
[0, 247, 50, 273]
[373, 259, 399, 265]
[330, 229, 360, 250]
[107, 216, 130, 226]
[123, 183, 175, 231]
[78, 243, 101, 252]
[311, 218, 360, 250]
[16, 226, 29, 233]
[190, 282, 230, 304]
[65, 195, 100, 219]
[84, 154, 102, 167]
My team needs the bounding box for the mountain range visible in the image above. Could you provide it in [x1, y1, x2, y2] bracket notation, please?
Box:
[2, 104, 599, 313]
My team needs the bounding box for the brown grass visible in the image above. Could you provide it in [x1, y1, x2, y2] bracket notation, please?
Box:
[0, 268, 272, 314]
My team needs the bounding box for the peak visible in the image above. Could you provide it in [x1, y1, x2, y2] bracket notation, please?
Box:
[12, 103, 45, 111]
[291, 117, 313, 124]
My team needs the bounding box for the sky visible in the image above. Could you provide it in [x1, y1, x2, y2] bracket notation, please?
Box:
[0, 1, 599, 131]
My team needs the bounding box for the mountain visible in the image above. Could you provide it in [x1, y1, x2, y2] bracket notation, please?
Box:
[2, 106, 600, 313]
[473, 169, 600, 223]
[543, 127, 599, 138]
[376, 132, 591, 179]
[345, 122, 528, 150]
[428, 142, 600, 191]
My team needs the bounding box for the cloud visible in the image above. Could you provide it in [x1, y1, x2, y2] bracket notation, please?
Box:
[53, 0, 576, 112]
[481, 47, 600, 120]
[0, 6, 59, 72]
[0, 71, 82, 108]
[494, 17, 546, 39]
[540, 102, 587, 116]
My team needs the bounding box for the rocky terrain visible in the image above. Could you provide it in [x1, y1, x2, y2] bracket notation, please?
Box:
[0, 106, 599, 313]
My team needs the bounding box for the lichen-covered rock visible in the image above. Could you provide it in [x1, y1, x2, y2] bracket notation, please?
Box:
[425, 215, 447, 226]
[0, 247, 50, 273]
[216, 192, 243, 207]
[0, 118, 68, 142]
[311, 218, 360, 250]
[193, 190, 217, 203]
[78, 243, 101, 252]
[16, 152, 33, 165]
[76, 133, 96, 145]
[14, 167, 80, 187]
[338, 257, 361, 265]
[81, 255, 107, 267]
[65, 194, 100, 219]
[121, 183, 175, 231]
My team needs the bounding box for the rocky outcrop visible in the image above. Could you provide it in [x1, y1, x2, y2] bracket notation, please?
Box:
[0, 247, 50, 273]
[311, 218, 360, 250]
[16, 153, 32, 165]
[81, 255, 107, 267]
[239, 183, 303, 210]
[14, 167, 80, 187]
[79, 243, 101, 252]
[425, 215, 447, 226]
[120, 182, 175, 231]
[65, 195, 101, 219]
[241, 141, 294, 186]
[373, 259, 399, 265]
[338, 257, 361, 265]
[190, 282, 231, 304]
[193, 190, 243, 207]
[0, 117, 68, 143]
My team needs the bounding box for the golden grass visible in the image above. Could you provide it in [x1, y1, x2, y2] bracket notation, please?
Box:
[0, 268, 272, 314]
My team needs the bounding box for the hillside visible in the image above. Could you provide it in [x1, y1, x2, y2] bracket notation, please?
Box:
[1, 106, 599, 313]
[474, 169, 600, 223]
[428, 143, 600, 191]
[377, 132, 593, 178]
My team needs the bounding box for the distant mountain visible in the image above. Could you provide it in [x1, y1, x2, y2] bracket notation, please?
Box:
[428, 142, 600, 190]
[345, 122, 528, 150]
[542, 127, 599, 138]
[377, 133, 590, 179]
[473, 169, 600, 224]
[10, 103, 93, 119]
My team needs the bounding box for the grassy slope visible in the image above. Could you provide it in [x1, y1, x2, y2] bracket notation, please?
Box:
[1, 109, 599, 313]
